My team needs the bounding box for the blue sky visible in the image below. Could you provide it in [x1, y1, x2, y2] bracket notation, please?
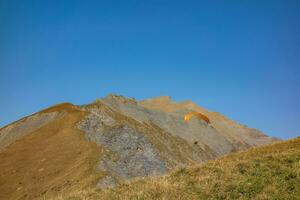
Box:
[0, 0, 299, 139]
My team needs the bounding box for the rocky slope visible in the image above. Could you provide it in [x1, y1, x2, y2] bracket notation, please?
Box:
[0, 94, 279, 199]
[56, 137, 299, 200]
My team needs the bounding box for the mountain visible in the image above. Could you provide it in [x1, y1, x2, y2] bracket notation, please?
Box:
[56, 137, 300, 200]
[0, 94, 279, 199]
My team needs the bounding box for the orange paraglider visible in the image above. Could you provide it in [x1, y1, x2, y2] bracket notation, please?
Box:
[184, 112, 210, 124]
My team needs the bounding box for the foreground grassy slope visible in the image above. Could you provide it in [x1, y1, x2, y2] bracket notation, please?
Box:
[55, 137, 300, 200]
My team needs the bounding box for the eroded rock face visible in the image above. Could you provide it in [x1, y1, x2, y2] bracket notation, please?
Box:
[77, 110, 167, 187]
[98, 125, 167, 178]
[100, 94, 234, 155]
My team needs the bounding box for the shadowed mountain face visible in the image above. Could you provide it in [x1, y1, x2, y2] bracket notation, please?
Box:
[0, 94, 279, 199]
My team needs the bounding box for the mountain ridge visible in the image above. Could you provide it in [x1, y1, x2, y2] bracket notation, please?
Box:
[0, 94, 279, 200]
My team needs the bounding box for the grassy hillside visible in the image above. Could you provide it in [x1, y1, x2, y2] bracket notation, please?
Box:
[0, 104, 102, 200]
[54, 137, 300, 200]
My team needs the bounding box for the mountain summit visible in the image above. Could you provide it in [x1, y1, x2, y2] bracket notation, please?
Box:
[0, 94, 278, 200]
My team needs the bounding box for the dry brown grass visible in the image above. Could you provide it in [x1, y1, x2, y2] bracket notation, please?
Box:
[53, 137, 300, 200]
[0, 104, 104, 200]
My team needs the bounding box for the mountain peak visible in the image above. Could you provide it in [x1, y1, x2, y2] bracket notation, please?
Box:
[0, 94, 279, 199]
[102, 94, 137, 104]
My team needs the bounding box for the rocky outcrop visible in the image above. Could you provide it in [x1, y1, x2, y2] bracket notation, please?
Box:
[77, 101, 215, 188]
[100, 95, 235, 155]
[77, 107, 167, 186]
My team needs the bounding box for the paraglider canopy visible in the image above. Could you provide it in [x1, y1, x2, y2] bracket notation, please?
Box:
[184, 112, 210, 124]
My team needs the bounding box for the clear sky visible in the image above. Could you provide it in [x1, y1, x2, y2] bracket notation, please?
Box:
[0, 0, 299, 139]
